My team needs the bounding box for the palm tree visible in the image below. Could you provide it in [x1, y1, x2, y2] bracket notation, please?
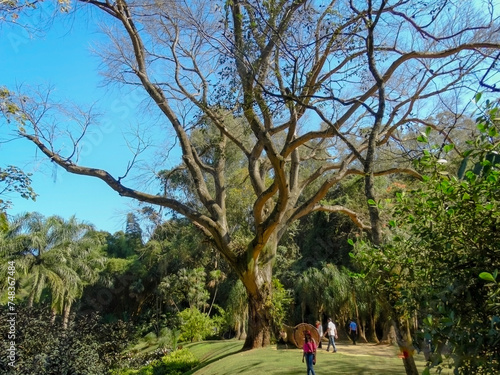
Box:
[320, 264, 351, 323]
[207, 268, 226, 316]
[5, 213, 106, 327]
[296, 267, 326, 322]
[296, 264, 351, 324]
[55, 219, 106, 328]
[7, 213, 69, 309]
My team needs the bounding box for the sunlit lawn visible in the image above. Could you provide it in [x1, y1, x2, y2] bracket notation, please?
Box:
[185, 340, 436, 375]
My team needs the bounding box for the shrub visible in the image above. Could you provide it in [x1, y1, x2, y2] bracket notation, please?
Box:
[0, 306, 132, 375]
[144, 332, 158, 345]
[178, 308, 214, 342]
[159, 348, 199, 373]
[111, 348, 199, 375]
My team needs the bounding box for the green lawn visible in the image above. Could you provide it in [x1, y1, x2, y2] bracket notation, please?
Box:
[185, 340, 433, 375]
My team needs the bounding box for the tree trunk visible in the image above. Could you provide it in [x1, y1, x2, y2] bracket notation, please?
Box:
[240, 316, 247, 341]
[381, 320, 397, 344]
[28, 272, 41, 308]
[243, 292, 272, 349]
[368, 313, 379, 343]
[393, 318, 419, 375]
[50, 307, 57, 324]
[358, 318, 368, 343]
[62, 301, 72, 329]
[241, 239, 276, 350]
[28, 292, 35, 308]
[236, 320, 242, 340]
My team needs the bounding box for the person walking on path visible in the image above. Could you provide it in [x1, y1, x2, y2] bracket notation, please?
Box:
[325, 318, 337, 352]
[315, 321, 323, 349]
[302, 330, 317, 375]
[349, 319, 358, 345]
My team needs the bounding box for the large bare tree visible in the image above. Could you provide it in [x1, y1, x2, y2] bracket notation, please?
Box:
[3, 0, 500, 363]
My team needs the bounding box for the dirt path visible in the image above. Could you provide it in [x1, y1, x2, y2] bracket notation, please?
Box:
[319, 340, 402, 358]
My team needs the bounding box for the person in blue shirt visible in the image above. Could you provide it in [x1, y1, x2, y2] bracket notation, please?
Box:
[349, 319, 358, 345]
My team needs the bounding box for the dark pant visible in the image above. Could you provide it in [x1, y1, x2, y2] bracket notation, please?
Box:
[350, 331, 357, 344]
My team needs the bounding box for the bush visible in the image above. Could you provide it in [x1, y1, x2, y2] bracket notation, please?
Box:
[144, 332, 158, 345]
[178, 308, 214, 342]
[0, 306, 132, 375]
[160, 348, 199, 372]
[111, 348, 199, 375]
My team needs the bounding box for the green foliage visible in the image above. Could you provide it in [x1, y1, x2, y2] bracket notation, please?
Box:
[178, 308, 215, 343]
[2, 213, 106, 321]
[0, 212, 7, 233]
[0, 307, 132, 375]
[0, 165, 37, 212]
[159, 268, 209, 311]
[157, 348, 199, 374]
[144, 332, 158, 345]
[111, 348, 199, 375]
[224, 279, 248, 336]
[268, 278, 293, 331]
[154, 327, 177, 351]
[295, 263, 354, 324]
[479, 270, 500, 335]
[352, 102, 500, 374]
[125, 213, 143, 248]
[106, 231, 138, 259]
[147, 218, 213, 275]
[207, 305, 230, 338]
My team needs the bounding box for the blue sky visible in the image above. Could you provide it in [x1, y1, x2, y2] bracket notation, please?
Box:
[1, 9, 149, 233]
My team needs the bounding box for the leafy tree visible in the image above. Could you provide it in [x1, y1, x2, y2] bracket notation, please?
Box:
[105, 230, 136, 259]
[0, 89, 37, 231]
[353, 102, 500, 374]
[5, 0, 500, 351]
[0, 88, 37, 231]
[178, 307, 215, 343]
[268, 278, 293, 334]
[0, 165, 37, 213]
[79, 255, 139, 319]
[2, 213, 72, 309]
[294, 193, 362, 270]
[207, 268, 226, 316]
[159, 267, 210, 312]
[125, 212, 143, 248]
[145, 218, 214, 275]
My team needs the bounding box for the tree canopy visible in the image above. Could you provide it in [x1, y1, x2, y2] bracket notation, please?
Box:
[2, 0, 500, 352]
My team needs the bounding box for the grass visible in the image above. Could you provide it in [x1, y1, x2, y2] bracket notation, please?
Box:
[184, 340, 433, 375]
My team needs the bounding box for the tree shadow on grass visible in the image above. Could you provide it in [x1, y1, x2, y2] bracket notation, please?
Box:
[184, 341, 242, 375]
